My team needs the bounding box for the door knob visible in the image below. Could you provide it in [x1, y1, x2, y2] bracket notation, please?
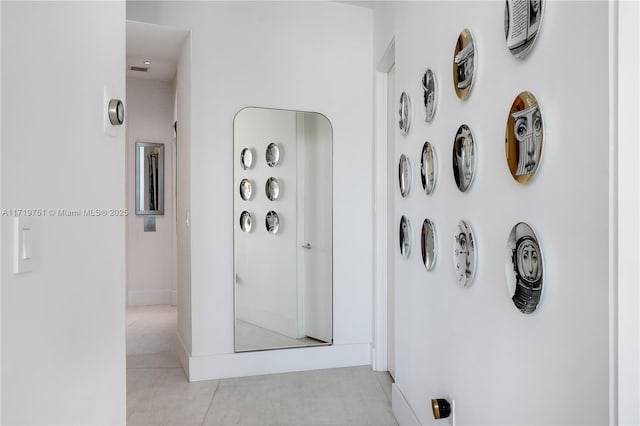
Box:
[301, 243, 312, 249]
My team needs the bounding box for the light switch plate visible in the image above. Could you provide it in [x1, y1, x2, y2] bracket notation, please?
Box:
[13, 217, 34, 274]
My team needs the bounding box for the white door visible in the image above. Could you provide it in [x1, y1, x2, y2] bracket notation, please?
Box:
[301, 113, 333, 343]
[387, 64, 396, 378]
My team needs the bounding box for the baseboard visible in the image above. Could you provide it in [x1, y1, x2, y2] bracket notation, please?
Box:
[392, 383, 421, 426]
[175, 331, 190, 378]
[170, 290, 177, 306]
[127, 290, 173, 306]
[186, 343, 371, 382]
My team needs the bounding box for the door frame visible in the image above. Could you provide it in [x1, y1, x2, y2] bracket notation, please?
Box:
[372, 39, 395, 372]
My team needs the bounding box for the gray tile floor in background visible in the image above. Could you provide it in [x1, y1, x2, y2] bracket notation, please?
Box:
[127, 305, 397, 426]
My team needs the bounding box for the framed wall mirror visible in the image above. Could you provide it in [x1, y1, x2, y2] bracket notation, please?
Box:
[233, 107, 333, 352]
[135, 142, 165, 215]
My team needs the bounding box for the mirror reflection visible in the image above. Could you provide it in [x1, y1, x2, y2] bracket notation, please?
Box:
[234, 107, 333, 352]
[265, 177, 281, 201]
[135, 142, 164, 215]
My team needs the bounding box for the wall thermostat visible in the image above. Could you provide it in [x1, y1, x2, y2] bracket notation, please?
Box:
[108, 98, 124, 125]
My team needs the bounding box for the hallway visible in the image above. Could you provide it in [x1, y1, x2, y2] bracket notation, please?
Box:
[126, 306, 397, 425]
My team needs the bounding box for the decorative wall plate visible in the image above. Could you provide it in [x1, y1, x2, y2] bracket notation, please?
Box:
[453, 220, 476, 287]
[265, 177, 280, 201]
[266, 143, 281, 167]
[505, 0, 544, 59]
[506, 222, 543, 314]
[240, 147, 255, 170]
[505, 91, 543, 183]
[399, 215, 412, 258]
[452, 29, 476, 100]
[452, 125, 476, 192]
[421, 218, 437, 271]
[398, 154, 412, 198]
[239, 211, 254, 233]
[422, 69, 437, 122]
[421, 141, 437, 195]
[265, 210, 280, 234]
[239, 178, 254, 200]
[399, 91, 412, 135]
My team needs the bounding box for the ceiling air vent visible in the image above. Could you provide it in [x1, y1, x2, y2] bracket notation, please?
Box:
[130, 66, 148, 72]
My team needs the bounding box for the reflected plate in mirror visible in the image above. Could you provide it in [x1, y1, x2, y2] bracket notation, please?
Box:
[399, 154, 412, 198]
[505, 91, 543, 183]
[505, 0, 544, 59]
[452, 124, 476, 193]
[399, 215, 412, 258]
[422, 69, 437, 122]
[266, 143, 281, 167]
[421, 218, 437, 271]
[265, 177, 280, 201]
[453, 29, 476, 100]
[239, 178, 254, 201]
[453, 220, 476, 287]
[265, 210, 280, 234]
[505, 222, 543, 314]
[421, 141, 437, 195]
[239, 211, 254, 233]
[240, 147, 255, 170]
[399, 91, 412, 135]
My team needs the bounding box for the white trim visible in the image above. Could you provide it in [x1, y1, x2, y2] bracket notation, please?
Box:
[615, 1, 640, 424]
[391, 383, 420, 426]
[372, 39, 395, 372]
[187, 343, 370, 382]
[176, 330, 191, 380]
[127, 289, 174, 306]
[608, 1, 618, 423]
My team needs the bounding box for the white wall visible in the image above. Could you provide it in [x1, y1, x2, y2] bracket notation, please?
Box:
[616, 1, 640, 423]
[126, 77, 176, 306]
[1, 2, 126, 424]
[127, 1, 373, 379]
[374, 1, 610, 424]
[175, 36, 193, 359]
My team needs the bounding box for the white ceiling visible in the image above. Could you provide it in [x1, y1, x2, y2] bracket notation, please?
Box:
[126, 20, 189, 82]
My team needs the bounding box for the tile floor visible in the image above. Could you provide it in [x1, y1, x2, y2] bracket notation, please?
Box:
[127, 305, 397, 426]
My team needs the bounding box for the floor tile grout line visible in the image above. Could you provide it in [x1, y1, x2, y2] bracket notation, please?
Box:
[200, 381, 221, 426]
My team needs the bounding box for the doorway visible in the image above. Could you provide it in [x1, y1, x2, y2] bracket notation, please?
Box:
[124, 20, 189, 374]
[373, 39, 395, 378]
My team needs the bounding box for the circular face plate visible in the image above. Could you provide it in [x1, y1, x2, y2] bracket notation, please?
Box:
[505, 0, 544, 59]
[453, 220, 476, 287]
[505, 91, 543, 183]
[239, 178, 253, 201]
[452, 125, 476, 192]
[399, 215, 412, 258]
[265, 177, 280, 201]
[399, 92, 412, 135]
[239, 211, 254, 233]
[421, 142, 437, 195]
[422, 69, 438, 122]
[505, 222, 543, 314]
[399, 154, 412, 198]
[266, 143, 281, 167]
[453, 29, 476, 100]
[421, 218, 437, 271]
[240, 148, 255, 170]
[265, 210, 280, 234]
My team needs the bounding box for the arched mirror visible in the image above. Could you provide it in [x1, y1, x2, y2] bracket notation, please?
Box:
[234, 107, 333, 352]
